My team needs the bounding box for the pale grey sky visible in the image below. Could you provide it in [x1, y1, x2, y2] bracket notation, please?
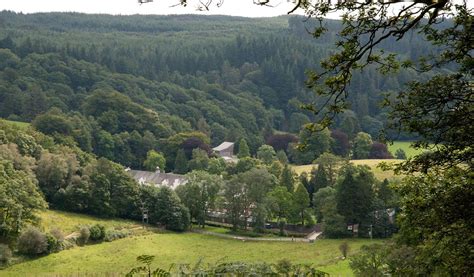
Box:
[0, 0, 301, 17]
[1, 1, 470, 18]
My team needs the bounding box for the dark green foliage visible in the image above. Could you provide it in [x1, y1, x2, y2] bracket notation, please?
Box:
[349, 244, 387, 276]
[143, 150, 166, 172]
[310, 166, 329, 194]
[293, 183, 310, 225]
[0, 244, 12, 265]
[336, 165, 375, 226]
[237, 138, 250, 158]
[45, 233, 60, 253]
[17, 227, 48, 255]
[267, 186, 293, 234]
[276, 150, 289, 164]
[256, 144, 276, 165]
[230, 157, 259, 175]
[279, 165, 295, 192]
[127, 255, 329, 276]
[395, 167, 474, 275]
[394, 148, 406, 160]
[174, 149, 188, 174]
[0, 153, 47, 239]
[150, 187, 190, 231]
[89, 224, 106, 241]
[176, 171, 223, 227]
[291, 125, 333, 164]
[188, 148, 209, 171]
[32, 111, 73, 137]
[207, 157, 226, 175]
[352, 132, 372, 160]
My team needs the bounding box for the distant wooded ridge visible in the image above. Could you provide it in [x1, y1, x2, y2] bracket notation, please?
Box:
[0, 12, 450, 168]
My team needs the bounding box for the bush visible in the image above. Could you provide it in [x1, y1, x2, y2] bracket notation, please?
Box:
[59, 238, 75, 251]
[0, 244, 12, 265]
[17, 227, 48, 255]
[77, 226, 90, 246]
[395, 148, 407, 159]
[50, 228, 64, 241]
[46, 233, 60, 253]
[104, 229, 130, 242]
[339, 241, 350, 259]
[89, 224, 106, 241]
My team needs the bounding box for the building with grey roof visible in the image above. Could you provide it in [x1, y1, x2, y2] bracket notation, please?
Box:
[126, 168, 187, 190]
[212, 141, 238, 163]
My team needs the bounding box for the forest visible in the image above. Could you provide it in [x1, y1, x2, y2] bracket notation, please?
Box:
[0, 11, 436, 169]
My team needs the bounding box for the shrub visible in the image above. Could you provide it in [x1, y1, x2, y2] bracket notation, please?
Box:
[0, 244, 12, 265]
[395, 148, 407, 159]
[275, 259, 293, 274]
[339, 241, 350, 259]
[89, 224, 106, 241]
[50, 228, 64, 241]
[17, 227, 48, 255]
[104, 229, 130, 242]
[77, 226, 90, 246]
[59, 238, 75, 250]
[46, 233, 60, 253]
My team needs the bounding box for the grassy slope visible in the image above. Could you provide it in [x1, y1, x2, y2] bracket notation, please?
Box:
[37, 210, 140, 235]
[292, 159, 402, 181]
[3, 232, 381, 276]
[388, 141, 426, 158]
[1, 119, 30, 129]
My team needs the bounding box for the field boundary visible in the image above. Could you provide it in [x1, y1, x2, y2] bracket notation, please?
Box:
[191, 229, 322, 243]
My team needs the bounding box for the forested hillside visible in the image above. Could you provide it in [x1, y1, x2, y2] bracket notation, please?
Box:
[0, 11, 438, 169]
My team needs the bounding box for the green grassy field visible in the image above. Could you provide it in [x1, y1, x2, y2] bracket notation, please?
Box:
[388, 141, 427, 158]
[2, 232, 382, 276]
[1, 119, 30, 129]
[292, 159, 402, 181]
[37, 210, 141, 235]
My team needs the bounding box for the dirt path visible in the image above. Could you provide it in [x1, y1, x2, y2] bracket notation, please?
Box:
[192, 229, 322, 243]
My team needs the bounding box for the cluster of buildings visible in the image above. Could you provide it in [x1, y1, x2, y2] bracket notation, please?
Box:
[126, 141, 236, 189]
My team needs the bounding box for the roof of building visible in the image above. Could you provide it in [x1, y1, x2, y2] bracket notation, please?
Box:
[128, 170, 187, 190]
[212, 141, 234, 152]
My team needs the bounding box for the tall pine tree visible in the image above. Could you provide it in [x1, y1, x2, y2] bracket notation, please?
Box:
[237, 138, 250, 158]
[174, 149, 188, 174]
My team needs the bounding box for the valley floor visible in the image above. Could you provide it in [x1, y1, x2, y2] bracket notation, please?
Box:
[1, 231, 382, 276]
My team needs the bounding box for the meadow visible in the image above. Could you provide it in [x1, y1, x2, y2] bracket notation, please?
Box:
[2, 232, 380, 276]
[2, 119, 30, 129]
[0, 210, 383, 276]
[37, 210, 141, 235]
[292, 159, 402, 181]
[388, 141, 427, 158]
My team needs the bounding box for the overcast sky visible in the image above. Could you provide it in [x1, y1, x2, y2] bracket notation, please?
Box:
[0, 0, 303, 17]
[1, 1, 471, 18]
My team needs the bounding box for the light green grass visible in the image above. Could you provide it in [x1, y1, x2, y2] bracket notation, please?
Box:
[388, 141, 427, 158]
[2, 119, 30, 129]
[2, 232, 383, 276]
[37, 210, 140, 235]
[292, 159, 402, 181]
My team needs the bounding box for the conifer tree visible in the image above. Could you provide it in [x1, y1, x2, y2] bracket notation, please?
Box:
[276, 150, 288, 164]
[279, 164, 295, 192]
[174, 149, 188, 174]
[293, 183, 310, 225]
[237, 138, 250, 158]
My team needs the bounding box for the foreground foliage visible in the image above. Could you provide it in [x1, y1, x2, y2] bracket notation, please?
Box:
[127, 255, 329, 276]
